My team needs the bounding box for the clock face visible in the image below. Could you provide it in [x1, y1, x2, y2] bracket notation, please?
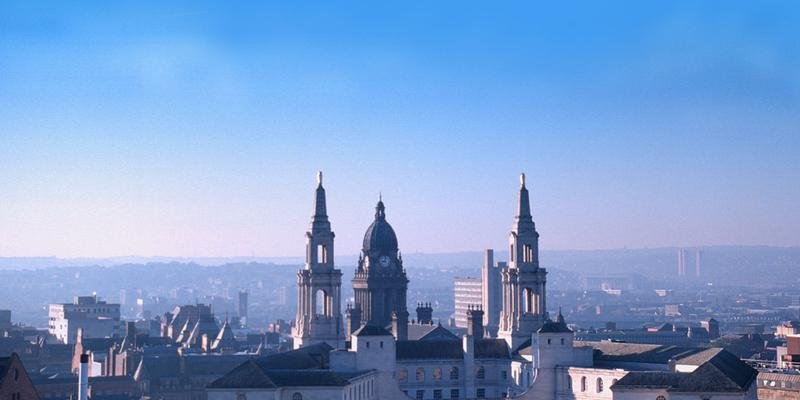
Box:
[379, 255, 391, 267]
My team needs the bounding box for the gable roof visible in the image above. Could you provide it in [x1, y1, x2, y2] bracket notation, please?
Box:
[211, 320, 238, 351]
[397, 340, 463, 360]
[208, 344, 367, 390]
[352, 325, 392, 337]
[579, 341, 706, 365]
[417, 325, 459, 341]
[0, 355, 11, 381]
[208, 363, 374, 389]
[612, 348, 756, 393]
[474, 339, 511, 359]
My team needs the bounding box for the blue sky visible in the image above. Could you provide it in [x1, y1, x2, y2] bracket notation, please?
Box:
[0, 1, 798, 257]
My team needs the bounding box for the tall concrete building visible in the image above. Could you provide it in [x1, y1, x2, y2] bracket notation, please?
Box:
[351, 196, 409, 340]
[48, 295, 121, 344]
[453, 277, 482, 329]
[695, 248, 702, 277]
[292, 172, 345, 349]
[481, 249, 503, 337]
[498, 173, 548, 351]
[237, 289, 248, 325]
[677, 248, 687, 277]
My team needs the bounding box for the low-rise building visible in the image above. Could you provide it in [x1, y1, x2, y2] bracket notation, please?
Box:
[48, 296, 121, 344]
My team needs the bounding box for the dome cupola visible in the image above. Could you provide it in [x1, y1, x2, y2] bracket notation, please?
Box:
[362, 197, 399, 256]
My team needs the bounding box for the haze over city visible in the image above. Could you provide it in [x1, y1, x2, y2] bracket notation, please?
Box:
[2, 2, 798, 258]
[3, 3, 800, 400]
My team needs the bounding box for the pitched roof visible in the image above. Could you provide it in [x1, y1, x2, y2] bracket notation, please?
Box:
[612, 348, 756, 393]
[396, 340, 463, 360]
[208, 343, 367, 389]
[416, 325, 459, 341]
[81, 338, 118, 352]
[253, 343, 332, 370]
[474, 339, 511, 359]
[211, 320, 238, 351]
[578, 341, 706, 365]
[209, 364, 374, 389]
[352, 325, 392, 337]
[0, 355, 11, 381]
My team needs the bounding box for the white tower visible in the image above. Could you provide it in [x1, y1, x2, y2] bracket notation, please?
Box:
[498, 173, 548, 351]
[292, 171, 345, 349]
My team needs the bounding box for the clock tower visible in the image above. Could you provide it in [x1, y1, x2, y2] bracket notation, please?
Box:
[351, 197, 409, 339]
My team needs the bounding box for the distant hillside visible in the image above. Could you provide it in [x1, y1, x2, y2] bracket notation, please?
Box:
[1, 245, 797, 286]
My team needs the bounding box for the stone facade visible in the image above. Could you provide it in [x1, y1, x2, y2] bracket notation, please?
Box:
[351, 198, 409, 339]
[292, 172, 344, 349]
[498, 174, 547, 352]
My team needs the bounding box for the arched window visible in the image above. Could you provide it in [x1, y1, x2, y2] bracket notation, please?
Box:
[433, 367, 442, 380]
[596, 377, 603, 393]
[292, 393, 302, 400]
[397, 368, 408, 381]
[656, 396, 666, 400]
[581, 376, 587, 392]
[450, 366, 459, 380]
[416, 367, 425, 381]
[560, 338, 565, 345]
[476, 366, 485, 379]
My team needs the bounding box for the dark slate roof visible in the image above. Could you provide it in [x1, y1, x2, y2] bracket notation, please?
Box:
[184, 354, 254, 376]
[415, 325, 458, 341]
[352, 325, 392, 337]
[253, 343, 332, 370]
[0, 355, 11, 380]
[81, 338, 118, 352]
[396, 340, 463, 360]
[675, 347, 724, 366]
[612, 361, 758, 392]
[513, 338, 532, 357]
[362, 200, 398, 253]
[578, 341, 706, 364]
[133, 353, 255, 381]
[396, 338, 509, 360]
[612, 348, 756, 393]
[474, 339, 511, 359]
[538, 320, 573, 334]
[611, 371, 684, 390]
[209, 363, 374, 389]
[538, 311, 572, 334]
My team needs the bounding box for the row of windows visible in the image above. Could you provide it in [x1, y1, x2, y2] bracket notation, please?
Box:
[403, 388, 492, 399]
[571, 376, 618, 393]
[761, 379, 798, 389]
[397, 366, 506, 382]
[343, 378, 373, 400]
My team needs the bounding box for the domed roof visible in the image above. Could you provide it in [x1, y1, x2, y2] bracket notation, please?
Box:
[362, 199, 398, 253]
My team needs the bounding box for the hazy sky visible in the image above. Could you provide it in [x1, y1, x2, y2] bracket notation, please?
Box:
[1, 1, 798, 258]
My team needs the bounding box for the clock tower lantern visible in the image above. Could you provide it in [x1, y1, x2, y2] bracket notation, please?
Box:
[350, 197, 409, 339]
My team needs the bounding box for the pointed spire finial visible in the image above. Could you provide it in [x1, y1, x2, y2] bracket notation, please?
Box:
[520, 172, 526, 187]
[375, 194, 386, 219]
[317, 170, 323, 186]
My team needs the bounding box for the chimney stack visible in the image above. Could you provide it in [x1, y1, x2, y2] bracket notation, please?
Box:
[415, 303, 433, 325]
[78, 353, 89, 400]
[345, 303, 362, 340]
[467, 305, 484, 339]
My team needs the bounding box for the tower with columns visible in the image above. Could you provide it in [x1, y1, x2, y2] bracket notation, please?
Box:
[498, 173, 548, 351]
[292, 172, 345, 349]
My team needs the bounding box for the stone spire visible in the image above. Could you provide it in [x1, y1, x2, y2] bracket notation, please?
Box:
[310, 171, 330, 232]
[513, 173, 535, 234]
[375, 196, 386, 220]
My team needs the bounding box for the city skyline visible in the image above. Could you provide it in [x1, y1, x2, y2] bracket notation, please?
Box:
[1, 2, 798, 257]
